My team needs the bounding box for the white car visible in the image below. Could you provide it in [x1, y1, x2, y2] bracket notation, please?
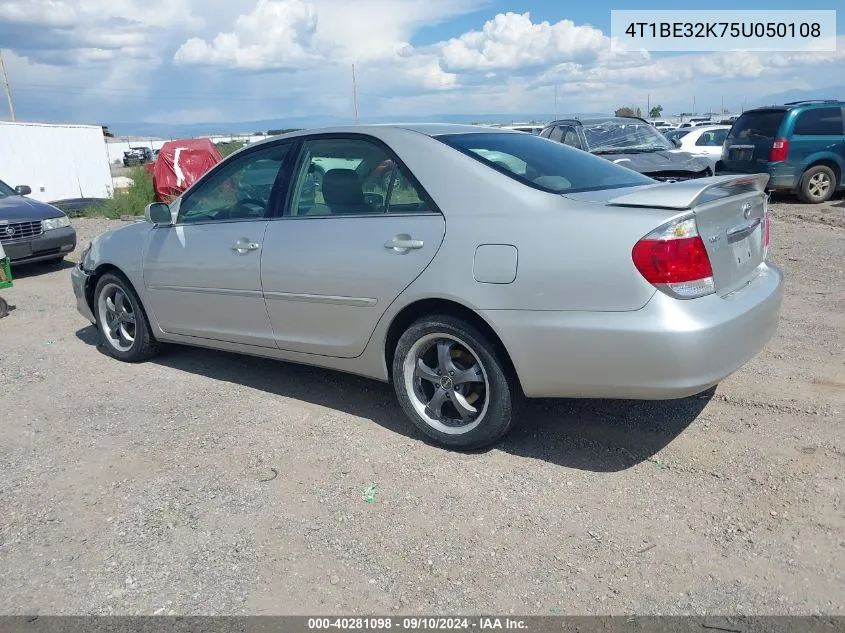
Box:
[675, 125, 731, 168]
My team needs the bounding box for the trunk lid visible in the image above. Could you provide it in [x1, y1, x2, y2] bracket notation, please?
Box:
[602, 174, 769, 297]
[722, 109, 787, 173]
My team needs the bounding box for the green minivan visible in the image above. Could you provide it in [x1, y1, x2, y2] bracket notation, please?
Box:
[721, 100, 845, 203]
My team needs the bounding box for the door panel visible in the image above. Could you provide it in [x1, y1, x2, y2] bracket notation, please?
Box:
[144, 221, 274, 346]
[261, 214, 444, 357]
[142, 141, 293, 347]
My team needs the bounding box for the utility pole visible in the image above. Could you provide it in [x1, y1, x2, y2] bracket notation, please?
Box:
[351, 63, 359, 125]
[693, 95, 696, 115]
[0, 49, 16, 122]
[647, 94, 650, 118]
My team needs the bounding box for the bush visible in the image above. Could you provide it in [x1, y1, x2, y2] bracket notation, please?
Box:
[216, 141, 246, 157]
[85, 166, 156, 219]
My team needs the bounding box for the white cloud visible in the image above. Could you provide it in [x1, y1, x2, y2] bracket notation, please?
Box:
[437, 12, 607, 72]
[174, 0, 323, 70]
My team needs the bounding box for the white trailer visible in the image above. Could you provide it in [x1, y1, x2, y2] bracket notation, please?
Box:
[0, 121, 113, 203]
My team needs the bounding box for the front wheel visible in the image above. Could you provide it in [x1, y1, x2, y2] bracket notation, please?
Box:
[392, 315, 516, 450]
[94, 272, 159, 362]
[798, 165, 836, 204]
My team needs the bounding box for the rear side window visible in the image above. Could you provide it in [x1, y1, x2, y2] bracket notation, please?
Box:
[695, 129, 729, 146]
[793, 107, 844, 136]
[437, 132, 654, 194]
[729, 111, 786, 140]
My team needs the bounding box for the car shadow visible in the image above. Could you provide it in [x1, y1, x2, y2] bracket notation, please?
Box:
[75, 326, 710, 472]
[10, 258, 76, 279]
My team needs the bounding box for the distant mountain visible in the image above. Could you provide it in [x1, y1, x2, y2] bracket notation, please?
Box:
[107, 112, 610, 138]
[751, 86, 845, 108]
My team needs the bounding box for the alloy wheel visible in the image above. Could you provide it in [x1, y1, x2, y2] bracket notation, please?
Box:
[97, 282, 137, 352]
[402, 333, 490, 435]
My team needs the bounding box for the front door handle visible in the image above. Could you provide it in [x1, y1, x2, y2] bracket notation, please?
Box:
[384, 235, 424, 253]
[231, 240, 260, 255]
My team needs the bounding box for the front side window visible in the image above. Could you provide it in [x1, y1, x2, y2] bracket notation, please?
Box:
[793, 107, 844, 136]
[177, 143, 292, 224]
[438, 132, 654, 194]
[695, 129, 729, 146]
[560, 127, 582, 149]
[288, 138, 431, 216]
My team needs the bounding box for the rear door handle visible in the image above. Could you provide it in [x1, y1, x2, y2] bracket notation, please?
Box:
[384, 236, 424, 252]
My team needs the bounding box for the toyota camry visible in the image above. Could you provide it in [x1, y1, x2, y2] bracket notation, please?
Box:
[71, 124, 783, 449]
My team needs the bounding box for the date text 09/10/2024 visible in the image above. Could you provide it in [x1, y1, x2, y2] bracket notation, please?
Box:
[307, 618, 528, 630]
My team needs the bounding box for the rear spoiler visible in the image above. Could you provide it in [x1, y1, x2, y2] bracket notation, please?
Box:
[607, 174, 769, 210]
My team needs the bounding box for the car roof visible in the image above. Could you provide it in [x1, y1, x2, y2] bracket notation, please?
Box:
[260, 123, 515, 143]
[744, 100, 844, 114]
[545, 116, 649, 127]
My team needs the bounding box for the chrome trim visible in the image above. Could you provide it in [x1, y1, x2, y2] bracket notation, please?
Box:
[148, 285, 263, 299]
[263, 291, 377, 307]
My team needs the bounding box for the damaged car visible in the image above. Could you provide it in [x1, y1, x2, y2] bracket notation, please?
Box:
[540, 116, 713, 182]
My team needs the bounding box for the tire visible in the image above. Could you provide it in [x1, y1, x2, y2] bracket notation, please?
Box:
[0, 296, 8, 319]
[93, 272, 159, 362]
[798, 165, 836, 204]
[392, 315, 516, 450]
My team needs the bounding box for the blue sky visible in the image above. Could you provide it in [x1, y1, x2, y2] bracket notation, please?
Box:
[0, 0, 843, 133]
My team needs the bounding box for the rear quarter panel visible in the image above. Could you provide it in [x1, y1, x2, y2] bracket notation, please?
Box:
[373, 129, 678, 313]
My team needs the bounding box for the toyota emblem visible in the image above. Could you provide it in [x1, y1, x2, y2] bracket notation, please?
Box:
[742, 202, 752, 219]
[3, 225, 14, 237]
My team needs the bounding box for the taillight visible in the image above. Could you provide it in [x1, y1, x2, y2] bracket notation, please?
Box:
[632, 216, 715, 299]
[770, 139, 789, 162]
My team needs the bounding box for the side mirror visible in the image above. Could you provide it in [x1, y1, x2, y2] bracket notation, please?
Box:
[14, 185, 32, 196]
[145, 202, 173, 225]
[671, 137, 682, 148]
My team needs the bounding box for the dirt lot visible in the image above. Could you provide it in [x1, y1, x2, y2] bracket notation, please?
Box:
[1, 195, 843, 616]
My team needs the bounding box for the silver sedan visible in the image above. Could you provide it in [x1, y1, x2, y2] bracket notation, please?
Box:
[71, 124, 783, 449]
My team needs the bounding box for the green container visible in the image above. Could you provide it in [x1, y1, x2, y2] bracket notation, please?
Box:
[0, 256, 12, 290]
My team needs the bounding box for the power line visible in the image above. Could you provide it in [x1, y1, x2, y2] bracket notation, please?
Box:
[0, 50, 16, 121]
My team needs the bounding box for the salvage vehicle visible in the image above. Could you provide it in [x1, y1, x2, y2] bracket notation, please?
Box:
[540, 117, 714, 182]
[72, 124, 782, 449]
[122, 147, 154, 167]
[0, 178, 76, 265]
[721, 100, 845, 203]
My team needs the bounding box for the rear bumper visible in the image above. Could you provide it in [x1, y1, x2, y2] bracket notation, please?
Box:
[484, 263, 784, 399]
[718, 164, 798, 191]
[71, 263, 96, 324]
[3, 226, 76, 264]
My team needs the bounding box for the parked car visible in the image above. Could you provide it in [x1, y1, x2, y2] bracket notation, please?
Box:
[123, 147, 154, 167]
[540, 117, 713, 181]
[71, 124, 782, 449]
[650, 120, 673, 131]
[0, 178, 76, 264]
[721, 100, 845, 203]
[675, 125, 732, 169]
[664, 129, 691, 144]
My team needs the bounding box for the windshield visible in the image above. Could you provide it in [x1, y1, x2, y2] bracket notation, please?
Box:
[582, 120, 673, 153]
[0, 178, 16, 198]
[437, 132, 654, 194]
[728, 110, 785, 140]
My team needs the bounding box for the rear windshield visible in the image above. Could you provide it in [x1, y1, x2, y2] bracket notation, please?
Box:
[437, 132, 654, 194]
[728, 110, 786, 140]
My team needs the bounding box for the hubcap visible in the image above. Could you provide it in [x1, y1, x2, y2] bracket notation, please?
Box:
[808, 172, 831, 199]
[403, 333, 489, 435]
[97, 283, 137, 352]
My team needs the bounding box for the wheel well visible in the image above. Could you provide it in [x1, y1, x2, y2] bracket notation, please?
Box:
[803, 159, 841, 186]
[85, 264, 147, 320]
[384, 298, 522, 391]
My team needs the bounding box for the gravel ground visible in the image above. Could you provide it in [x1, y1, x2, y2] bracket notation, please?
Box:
[0, 196, 843, 616]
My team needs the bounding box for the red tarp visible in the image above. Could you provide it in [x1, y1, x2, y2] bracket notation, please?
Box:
[153, 138, 222, 203]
